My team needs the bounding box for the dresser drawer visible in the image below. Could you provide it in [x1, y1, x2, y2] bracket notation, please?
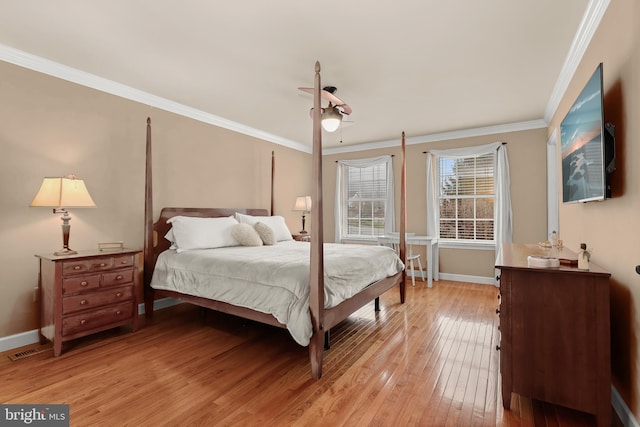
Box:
[63, 285, 134, 315]
[62, 302, 134, 336]
[63, 274, 101, 294]
[103, 268, 134, 286]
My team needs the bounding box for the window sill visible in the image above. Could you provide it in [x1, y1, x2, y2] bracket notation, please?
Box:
[340, 237, 379, 245]
[438, 240, 496, 250]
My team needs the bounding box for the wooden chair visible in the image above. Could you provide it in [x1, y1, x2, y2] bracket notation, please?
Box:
[382, 232, 426, 286]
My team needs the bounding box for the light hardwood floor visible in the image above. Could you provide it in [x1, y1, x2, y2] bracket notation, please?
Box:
[1, 281, 615, 426]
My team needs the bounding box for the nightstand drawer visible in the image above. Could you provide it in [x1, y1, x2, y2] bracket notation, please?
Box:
[103, 269, 134, 286]
[63, 274, 101, 294]
[112, 255, 134, 268]
[63, 258, 115, 275]
[62, 302, 134, 336]
[63, 285, 134, 315]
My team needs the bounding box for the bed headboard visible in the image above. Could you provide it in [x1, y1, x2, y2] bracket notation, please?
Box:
[152, 207, 269, 255]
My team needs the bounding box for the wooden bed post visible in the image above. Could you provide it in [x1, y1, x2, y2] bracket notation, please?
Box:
[399, 131, 407, 303]
[143, 117, 155, 319]
[271, 150, 275, 215]
[308, 61, 325, 380]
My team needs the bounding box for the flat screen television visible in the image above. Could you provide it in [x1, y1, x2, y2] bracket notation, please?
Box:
[560, 63, 615, 203]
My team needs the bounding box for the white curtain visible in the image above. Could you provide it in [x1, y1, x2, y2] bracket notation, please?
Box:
[426, 141, 512, 244]
[335, 156, 394, 243]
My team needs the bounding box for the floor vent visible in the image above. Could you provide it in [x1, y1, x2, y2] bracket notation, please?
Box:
[8, 345, 51, 361]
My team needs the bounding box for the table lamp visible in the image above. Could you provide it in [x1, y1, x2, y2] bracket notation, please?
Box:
[292, 196, 311, 234]
[30, 175, 96, 256]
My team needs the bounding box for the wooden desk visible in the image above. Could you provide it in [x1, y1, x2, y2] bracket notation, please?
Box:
[378, 235, 438, 287]
[495, 243, 611, 426]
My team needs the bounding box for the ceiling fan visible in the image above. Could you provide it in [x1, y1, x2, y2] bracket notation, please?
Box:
[298, 86, 352, 132]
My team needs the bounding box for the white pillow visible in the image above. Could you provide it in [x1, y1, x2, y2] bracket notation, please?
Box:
[167, 215, 239, 252]
[231, 223, 263, 246]
[235, 213, 293, 242]
[254, 222, 276, 245]
[164, 229, 178, 250]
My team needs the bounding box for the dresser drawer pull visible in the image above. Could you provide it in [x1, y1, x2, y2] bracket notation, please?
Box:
[115, 275, 123, 280]
[80, 319, 87, 325]
[115, 292, 123, 297]
[80, 299, 88, 305]
[120, 260, 129, 264]
[116, 310, 122, 315]
[99, 263, 107, 267]
[496, 345, 501, 351]
[74, 266, 81, 270]
[80, 281, 89, 287]
[495, 308, 500, 314]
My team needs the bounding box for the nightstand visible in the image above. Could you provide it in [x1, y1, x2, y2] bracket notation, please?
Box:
[292, 234, 311, 242]
[36, 248, 141, 356]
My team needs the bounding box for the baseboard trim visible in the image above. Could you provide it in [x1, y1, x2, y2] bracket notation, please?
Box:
[612, 386, 639, 427]
[0, 298, 182, 353]
[438, 272, 497, 286]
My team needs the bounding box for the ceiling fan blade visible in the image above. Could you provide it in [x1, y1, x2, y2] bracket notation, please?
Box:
[298, 87, 352, 114]
[337, 103, 352, 115]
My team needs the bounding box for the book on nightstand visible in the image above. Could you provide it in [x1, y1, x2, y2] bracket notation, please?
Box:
[527, 255, 560, 268]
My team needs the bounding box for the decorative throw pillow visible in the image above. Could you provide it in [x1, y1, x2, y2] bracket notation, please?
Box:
[231, 223, 263, 246]
[235, 213, 293, 242]
[254, 222, 276, 245]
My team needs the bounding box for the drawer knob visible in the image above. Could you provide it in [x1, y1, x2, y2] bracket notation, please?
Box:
[495, 308, 500, 315]
[116, 292, 123, 297]
[99, 263, 107, 267]
[80, 299, 88, 305]
[80, 319, 87, 325]
[115, 275, 123, 280]
[80, 281, 88, 287]
[496, 345, 501, 351]
[121, 260, 128, 264]
[74, 266, 81, 270]
[116, 310, 122, 315]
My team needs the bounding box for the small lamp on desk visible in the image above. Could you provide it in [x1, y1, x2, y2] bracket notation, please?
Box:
[293, 196, 312, 234]
[30, 175, 96, 256]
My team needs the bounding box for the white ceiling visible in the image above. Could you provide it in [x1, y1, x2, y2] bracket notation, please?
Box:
[0, 1, 601, 153]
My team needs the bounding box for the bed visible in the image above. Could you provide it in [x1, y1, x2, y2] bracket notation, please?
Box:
[143, 62, 409, 379]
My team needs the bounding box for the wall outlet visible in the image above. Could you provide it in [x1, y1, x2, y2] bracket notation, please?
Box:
[33, 287, 39, 303]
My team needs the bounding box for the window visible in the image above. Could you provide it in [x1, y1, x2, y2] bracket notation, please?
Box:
[335, 156, 394, 242]
[437, 152, 495, 242]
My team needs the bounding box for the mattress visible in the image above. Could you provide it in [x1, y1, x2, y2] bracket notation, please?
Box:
[150, 240, 404, 345]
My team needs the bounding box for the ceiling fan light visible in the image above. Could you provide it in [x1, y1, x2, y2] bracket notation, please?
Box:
[321, 105, 342, 132]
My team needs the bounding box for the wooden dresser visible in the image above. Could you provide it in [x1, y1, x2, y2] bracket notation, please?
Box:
[495, 243, 611, 426]
[36, 249, 141, 356]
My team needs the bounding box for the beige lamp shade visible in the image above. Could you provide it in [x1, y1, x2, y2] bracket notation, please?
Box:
[293, 196, 312, 213]
[30, 176, 96, 208]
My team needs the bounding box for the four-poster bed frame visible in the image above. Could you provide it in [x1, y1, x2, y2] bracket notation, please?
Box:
[143, 62, 407, 379]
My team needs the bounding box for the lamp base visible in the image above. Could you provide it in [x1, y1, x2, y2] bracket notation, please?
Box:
[54, 248, 78, 256]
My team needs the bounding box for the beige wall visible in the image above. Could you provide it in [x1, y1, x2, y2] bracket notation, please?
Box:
[322, 127, 549, 279]
[0, 61, 312, 337]
[547, 0, 640, 418]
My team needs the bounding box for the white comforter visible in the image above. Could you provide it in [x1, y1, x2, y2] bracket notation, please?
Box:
[150, 240, 404, 346]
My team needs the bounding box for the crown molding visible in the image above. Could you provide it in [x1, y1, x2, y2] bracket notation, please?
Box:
[0, 44, 311, 154]
[544, 0, 611, 123]
[322, 119, 547, 155]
